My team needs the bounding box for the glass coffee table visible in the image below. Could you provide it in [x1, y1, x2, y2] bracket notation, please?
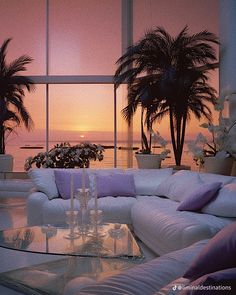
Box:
[0, 223, 144, 295]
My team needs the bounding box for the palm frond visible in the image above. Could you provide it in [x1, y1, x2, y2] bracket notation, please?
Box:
[7, 55, 33, 76]
[0, 38, 11, 74]
[0, 38, 34, 153]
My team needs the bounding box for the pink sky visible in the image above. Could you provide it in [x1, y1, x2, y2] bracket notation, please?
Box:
[0, 0, 219, 143]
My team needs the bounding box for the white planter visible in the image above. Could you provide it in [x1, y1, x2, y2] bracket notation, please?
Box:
[204, 156, 233, 176]
[0, 154, 13, 172]
[230, 161, 236, 176]
[135, 154, 161, 169]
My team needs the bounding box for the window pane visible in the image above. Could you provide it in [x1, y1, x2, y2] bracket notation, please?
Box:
[49, 84, 114, 167]
[6, 85, 46, 171]
[133, 0, 218, 41]
[49, 0, 121, 75]
[0, 0, 46, 75]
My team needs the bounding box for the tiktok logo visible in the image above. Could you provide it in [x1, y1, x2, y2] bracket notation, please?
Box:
[172, 284, 183, 291]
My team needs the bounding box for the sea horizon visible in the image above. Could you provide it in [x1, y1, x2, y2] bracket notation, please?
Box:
[6, 139, 198, 172]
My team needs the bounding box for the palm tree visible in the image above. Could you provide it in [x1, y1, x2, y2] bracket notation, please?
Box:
[0, 38, 34, 154]
[114, 26, 219, 166]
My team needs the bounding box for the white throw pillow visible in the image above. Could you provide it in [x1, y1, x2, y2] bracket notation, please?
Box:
[28, 169, 58, 199]
[125, 168, 173, 195]
[201, 183, 236, 217]
[155, 170, 202, 202]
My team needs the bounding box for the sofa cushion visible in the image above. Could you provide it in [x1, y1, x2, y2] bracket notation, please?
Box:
[28, 169, 58, 199]
[199, 172, 234, 185]
[132, 196, 233, 255]
[155, 170, 202, 202]
[201, 183, 236, 217]
[184, 222, 236, 281]
[42, 197, 81, 224]
[54, 169, 89, 199]
[88, 196, 137, 224]
[96, 173, 136, 197]
[87, 168, 124, 196]
[177, 182, 222, 212]
[125, 168, 173, 195]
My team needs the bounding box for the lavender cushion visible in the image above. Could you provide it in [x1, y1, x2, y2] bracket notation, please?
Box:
[177, 182, 222, 211]
[54, 170, 89, 199]
[96, 173, 136, 197]
[183, 222, 236, 281]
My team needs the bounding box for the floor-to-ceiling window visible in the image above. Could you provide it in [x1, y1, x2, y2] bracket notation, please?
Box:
[0, 0, 125, 171]
[0, 0, 219, 171]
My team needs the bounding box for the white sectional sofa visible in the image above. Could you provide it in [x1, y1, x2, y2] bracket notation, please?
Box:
[2, 168, 236, 295]
[27, 168, 236, 256]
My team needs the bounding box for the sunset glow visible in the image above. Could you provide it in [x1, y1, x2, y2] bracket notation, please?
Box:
[0, 0, 219, 170]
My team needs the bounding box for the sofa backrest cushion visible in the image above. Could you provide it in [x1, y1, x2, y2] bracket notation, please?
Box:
[96, 173, 136, 197]
[87, 168, 124, 196]
[199, 172, 234, 185]
[54, 169, 90, 199]
[201, 183, 236, 217]
[183, 222, 236, 281]
[28, 169, 58, 199]
[155, 170, 202, 202]
[177, 182, 222, 212]
[125, 168, 173, 195]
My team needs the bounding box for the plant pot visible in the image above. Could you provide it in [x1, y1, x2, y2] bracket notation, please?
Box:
[135, 154, 161, 169]
[204, 156, 233, 176]
[169, 165, 191, 171]
[230, 161, 236, 176]
[0, 154, 13, 172]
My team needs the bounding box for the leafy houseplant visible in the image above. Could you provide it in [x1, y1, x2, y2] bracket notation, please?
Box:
[24, 142, 105, 170]
[135, 129, 171, 168]
[114, 26, 219, 166]
[188, 93, 236, 175]
[188, 109, 236, 168]
[0, 38, 34, 156]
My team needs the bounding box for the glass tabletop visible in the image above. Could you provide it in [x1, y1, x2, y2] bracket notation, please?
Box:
[0, 223, 143, 260]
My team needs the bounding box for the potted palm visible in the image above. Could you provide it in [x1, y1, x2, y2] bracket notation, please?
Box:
[114, 26, 219, 168]
[0, 38, 34, 172]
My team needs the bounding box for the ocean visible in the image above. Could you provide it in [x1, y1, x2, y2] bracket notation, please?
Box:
[6, 141, 198, 172]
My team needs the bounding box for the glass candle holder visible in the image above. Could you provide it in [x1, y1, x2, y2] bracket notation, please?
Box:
[64, 210, 79, 239]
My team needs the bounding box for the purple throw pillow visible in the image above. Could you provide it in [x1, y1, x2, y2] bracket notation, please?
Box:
[54, 170, 89, 199]
[96, 173, 136, 197]
[177, 182, 222, 211]
[180, 268, 236, 295]
[183, 222, 236, 281]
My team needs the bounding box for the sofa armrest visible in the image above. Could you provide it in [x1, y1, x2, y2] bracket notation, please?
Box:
[26, 192, 49, 226]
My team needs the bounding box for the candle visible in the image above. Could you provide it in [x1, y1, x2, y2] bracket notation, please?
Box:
[70, 173, 74, 211]
[94, 174, 98, 213]
[82, 167, 85, 194]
